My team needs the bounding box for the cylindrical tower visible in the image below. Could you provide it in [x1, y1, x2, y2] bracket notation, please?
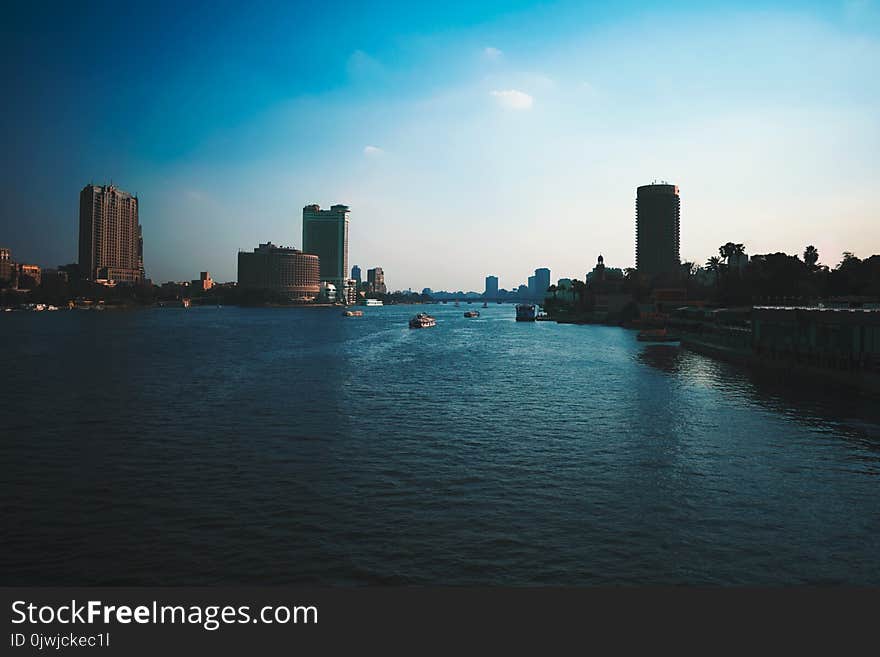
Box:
[635, 183, 680, 278]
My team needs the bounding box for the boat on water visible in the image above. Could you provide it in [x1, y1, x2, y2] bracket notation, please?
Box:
[637, 328, 680, 342]
[464, 310, 480, 318]
[482, 302, 488, 308]
[343, 310, 364, 317]
[515, 303, 536, 322]
[535, 311, 551, 321]
[360, 298, 383, 306]
[409, 312, 437, 329]
[181, 298, 191, 308]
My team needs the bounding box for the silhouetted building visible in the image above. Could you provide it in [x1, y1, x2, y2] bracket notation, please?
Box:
[485, 275, 499, 298]
[527, 275, 536, 298]
[40, 268, 69, 295]
[636, 183, 680, 278]
[0, 247, 13, 285]
[79, 183, 143, 284]
[351, 265, 362, 286]
[302, 204, 350, 287]
[534, 268, 551, 300]
[586, 254, 624, 286]
[237, 242, 320, 300]
[17, 264, 41, 289]
[191, 271, 214, 292]
[367, 267, 386, 294]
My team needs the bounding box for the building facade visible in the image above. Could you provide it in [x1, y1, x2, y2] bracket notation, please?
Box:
[0, 248, 13, 285]
[17, 264, 41, 289]
[367, 267, 386, 294]
[534, 268, 551, 300]
[635, 183, 681, 278]
[191, 271, 214, 292]
[485, 275, 499, 298]
[237, 242, 320, 300]
[302, 204, 350, 287]
[79, 183, 143, 284]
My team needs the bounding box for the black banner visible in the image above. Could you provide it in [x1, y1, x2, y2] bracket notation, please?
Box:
[2, 588, 877, 654]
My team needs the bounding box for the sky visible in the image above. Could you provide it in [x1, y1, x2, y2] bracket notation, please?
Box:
[1, 0, 878, 291]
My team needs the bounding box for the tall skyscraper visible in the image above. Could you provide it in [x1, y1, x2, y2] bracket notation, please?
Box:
[533, 268, 550, 300]
[635, 183, 680, 278]
[79, 183, 143, 283]
[485, 275, 499, 298]
[367, 267, 386, 294]
[302, 204, 350, 287]
[351, 264, 362, 286]
[527, 275, 536, 298]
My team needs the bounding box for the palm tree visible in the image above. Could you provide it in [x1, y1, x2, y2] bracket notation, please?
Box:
[706, 256, 723, 286]
[720, 242, 745, 262]
[804, 245, 819, 269]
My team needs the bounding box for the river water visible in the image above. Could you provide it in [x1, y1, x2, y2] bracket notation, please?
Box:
[2, 303, 879, 584]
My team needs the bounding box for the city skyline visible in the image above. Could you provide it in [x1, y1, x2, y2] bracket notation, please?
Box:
[1, 1, 879, 290]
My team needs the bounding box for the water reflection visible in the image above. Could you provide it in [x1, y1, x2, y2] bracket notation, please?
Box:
[635, 344, 682, 374]
[635, 340, 880, 455]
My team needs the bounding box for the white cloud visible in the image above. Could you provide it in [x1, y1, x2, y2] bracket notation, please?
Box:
[484, 46, 503, 60]
[363, 145, 384, 156]
[490, 89, 534, 110]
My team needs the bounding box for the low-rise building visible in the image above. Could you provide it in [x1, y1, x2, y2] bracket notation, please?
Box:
[237, 242, 320, 301]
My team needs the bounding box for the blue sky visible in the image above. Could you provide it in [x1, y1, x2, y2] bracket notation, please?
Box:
[1, 0, 878, 290]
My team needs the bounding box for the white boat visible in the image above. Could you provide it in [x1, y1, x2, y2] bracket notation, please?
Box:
[409, 313, 436, 328]
[360, 299, 383, 306]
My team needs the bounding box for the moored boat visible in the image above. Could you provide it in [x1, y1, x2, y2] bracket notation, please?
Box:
[464, 310, 480, 318]
[409, 312, 437, 328]
[515, 303, 536, 322]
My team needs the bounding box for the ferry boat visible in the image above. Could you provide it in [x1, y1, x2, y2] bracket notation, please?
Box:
[359, 299, 383, 307]
[464, 310, 480, 318]
[515, 304, 536, 322]
[343, 309, 364, 317]
[637, 328, 680, 342]
[409, 312, 437, 329]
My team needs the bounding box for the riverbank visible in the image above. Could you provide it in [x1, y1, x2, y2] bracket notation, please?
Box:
[681, 334, 880, 398]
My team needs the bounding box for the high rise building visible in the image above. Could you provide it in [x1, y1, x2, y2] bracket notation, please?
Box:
[367, 267, 386, 294]
[302, 204, 350, 287]
[238, 242, 320, 300]
[79, 183, 143, 283]
[351, 265, 362, 286]
[527, 275, 536, 298]
[485, 275, 499, 298]
[635, 183, 680, 278]
[0, 248, 13, 285]
[533, 268, 550, 300]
